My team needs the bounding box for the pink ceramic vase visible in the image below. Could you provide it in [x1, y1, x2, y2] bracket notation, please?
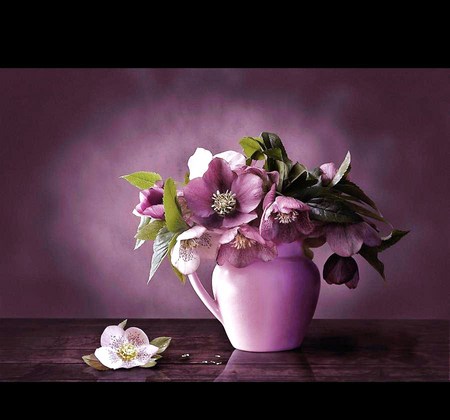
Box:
[188, 241, 321, 352]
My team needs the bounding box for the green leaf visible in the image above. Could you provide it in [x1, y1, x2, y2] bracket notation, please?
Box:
[288, 162, 307, 181]
[275, 160, 289, 191]
[239, 136, 264, 158]
[171, 264, 186, 283]
[140, 359, 157, 368]
[150, 337, 172, 354]
[250, 150, 265, 160]
[333, 180, 378, 210]
[260, 132, 289, 162]
[163, 178, 189, 233]
[184, 172, 190, 185]
[358, 245, 385, 280]
[153, 354, 162, 360]
[148, 227, 175, 282]
[378, 229, 410, 252]
[118, 319, 127, 329]
[343, 200, 388, 223]
[307, 199, 362, 223]
[82, 354, 110, 371]
[121, 172, 162, 190]
[263, 148, 283, 161]
[134, 217, 150, 250]
[135, 220, 165, 241]
[330, 151, 351, 187]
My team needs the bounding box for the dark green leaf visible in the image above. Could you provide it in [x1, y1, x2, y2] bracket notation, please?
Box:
[378, 229, 409, 252]
[275, 160, 289, 191]
[82, 354, 110, 371]
[343, 200, 388, 223]
[120, 172, 162, 190]
[288, 162, 307, 181]
[333, 180, 378, 210]
[148, 227, 175, 282]
[250, 150, 265, 160]
[163, 178, 189, 233]
[150, 337, 172, 354]
[263, 148, 283, 161]
[330, 151, 351, 187]
[135, 220, 165, 241]
[134, 217, 150, 250]
[239, 136, 264, 158]
[307, 199, 362, 223]
[358, 244, 385, 280]
[260, 132, 289, 162]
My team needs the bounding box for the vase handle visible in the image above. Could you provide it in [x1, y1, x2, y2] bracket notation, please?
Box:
[188, 272, 223, 324]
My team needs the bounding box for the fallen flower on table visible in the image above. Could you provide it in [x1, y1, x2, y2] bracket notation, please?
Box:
[82, 319, 172, 371]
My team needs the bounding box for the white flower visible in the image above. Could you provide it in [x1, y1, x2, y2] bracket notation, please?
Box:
[170, 225, 220, 274]
[187, 147, 246, 180]
[94, 324, 158, 370]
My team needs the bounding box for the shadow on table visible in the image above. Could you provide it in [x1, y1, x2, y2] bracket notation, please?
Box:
[214, 348, 315, 382]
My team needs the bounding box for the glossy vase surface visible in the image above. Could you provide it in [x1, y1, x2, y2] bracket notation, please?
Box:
[188, 241, 320, 352]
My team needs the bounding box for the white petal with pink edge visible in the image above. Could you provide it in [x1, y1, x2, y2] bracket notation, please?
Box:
[100, 325, 126, 348]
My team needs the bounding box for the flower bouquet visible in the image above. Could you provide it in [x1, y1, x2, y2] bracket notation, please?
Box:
[122, 132, 408, 351]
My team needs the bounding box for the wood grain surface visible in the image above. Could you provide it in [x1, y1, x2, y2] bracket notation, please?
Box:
[0, 319, 448, 382]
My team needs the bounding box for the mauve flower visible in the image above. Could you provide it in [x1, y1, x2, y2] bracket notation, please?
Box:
[132, 180, 165, 220]
[94, 324, 158, 370]
[260, 186, 314, 244]
[325, 222, 381, 257]
[235, 166, 279, 192]
[323, 253, 359, 289]
[183, 157, 263, 229]
[170, 225, 220, 275]
[319, 162, 337, 186]
[217, 224, 277, 268]
[188, 147, 246, 180]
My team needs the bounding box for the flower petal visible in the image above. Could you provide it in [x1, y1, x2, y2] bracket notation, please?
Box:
[170, 239, 201, 275]
[136, 344, 159, 364]
[183, 177, 215, 218]
[260, 211, 278, 242]
[124, 327, 150, 347]
[326, 223, 365, 257]
[195, 231, 220, 260]
[323, 254, 359, 286]
[232, 173, 263, 213]
[238, 224, 266, 245]
[320, 162, 337, 186]
[294, 211, 315, 235]
[222, 211, 257, 228]
[214, 150, 246, 169]
[203, 157, 236, 193]
[361, 222, 382, 247]
[100, 325, 126, 349]
[218, 242, 277, 268]
[142, 204, 165, 219]
[275, 196, 309, 213]
[178, 225, 207, 241]
[94, 346, 123, 370]
[262, 184, 277, 210]
[219, 227, 239, 245]
[188, 147, 213, 179]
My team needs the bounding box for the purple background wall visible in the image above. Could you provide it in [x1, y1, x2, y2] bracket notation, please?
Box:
[0, 68, 448, 319]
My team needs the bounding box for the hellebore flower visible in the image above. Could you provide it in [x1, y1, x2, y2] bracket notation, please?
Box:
[319, 162, 337, 186]
[260, 186, 314, 244]
[183, 157, 263, 229]
[235, 166, 279, 192]
[94, 324, 159, 370]
[132, 180, 165, 220]
[170, 226, 220, 275]
[188, 147, 246, 180]
[323, 253, 359, 289]
[325, 222, 381, 257]
[217, 224, 277, 268]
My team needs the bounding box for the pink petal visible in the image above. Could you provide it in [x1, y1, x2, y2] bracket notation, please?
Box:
[326, 224, 365, 257]
[203, 157, 236, 193]
[222, 211, 257, 228]
[294, 211, 315, 235]
[214, 150, 246, 169]
[320, 162, 337, 186]
[361, 222, 382, 247]
[136, 344, 159, 364]
[219, 227, 239, 245]
[178, 225, 207, 241]
[183, 177, 215, 218]
[124, 327, 150, 347]
[260, 212, 278, 242]
[262, 183, 277, 210]
[142, 204, 165, 219]
[94, 346, 123, 370]
[275, 196, 309, 213]
[239, 224, 266, 245]
[100, 325, 126, 348]
[232, 173, 263, 213]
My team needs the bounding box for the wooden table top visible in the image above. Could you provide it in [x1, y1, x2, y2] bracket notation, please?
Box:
[0, 319, 448, 382]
